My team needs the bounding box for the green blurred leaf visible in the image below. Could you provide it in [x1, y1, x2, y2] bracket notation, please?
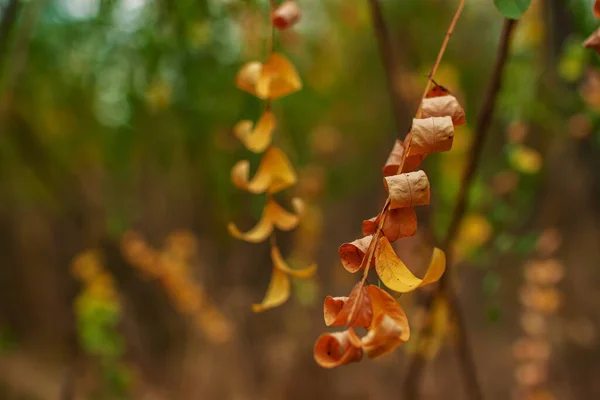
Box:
[515, 232, 539, 254]
[493, 0, 532, 19]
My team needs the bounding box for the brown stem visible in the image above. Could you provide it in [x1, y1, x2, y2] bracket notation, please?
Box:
[403, 18, 518, 400]
[366, 0, 405, 137]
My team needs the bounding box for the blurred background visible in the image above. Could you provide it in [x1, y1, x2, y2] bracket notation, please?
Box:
[1, 0, 600, 398]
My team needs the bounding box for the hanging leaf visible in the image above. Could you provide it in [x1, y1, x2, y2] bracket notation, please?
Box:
[383, 139, 424, 176]
[256, 53, 302, 99]
[420, 96, 466, 126]
[252, 266, 290, 312]
[375, 237, 445, 293]
[231, 146, 297, 194]
[228, 197, 304, 243]
[272, 1, 302, 31]
[338, 235, 373, 273]
[584, 28, 600, 55]
[408, 117, 455, 155]
[233, 110, 276, 153]
[425, 83, 452, 98]
[595, 0, 600, 18]
[361, 285, 410, 358]
[236, 61, 263, 96]
[314, 329, 363, 368]
[493, 0, 532, 20]
[323, 282, 373, 327]
[362, 208, 417, 242]
[271, 245, 316, 278]
[384, 171, 431, 209]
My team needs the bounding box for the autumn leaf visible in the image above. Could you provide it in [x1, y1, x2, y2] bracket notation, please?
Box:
[272, 1, 302, 31]
[252, 265, 290, 312]
[584, 28, 600, 55]
[595, 0, 600, 18]
[362, 208, 417, 242]
[231, 146, 297, 194]
[425, 83, 452, 98]
[323, 282, 373, 327]
[236, 61, 263, 95]
[234, 110, 276, 153]
[256, 53, 302, 99]
[314, 329, 363, 368]
[420, 95, 466, 126]
[361, 285, 410, 358]
[339, 235, 373, 273]
[228, 197, 304, 243]
[375, 237, 445, 293]
[408, 117, 455, 155]
[384, 171, 430, 210]
[383, 139, 424, 176]
[271, 245, 316, 278]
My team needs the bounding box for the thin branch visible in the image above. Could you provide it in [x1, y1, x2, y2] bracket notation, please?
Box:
[366, 0, 405, 137]
[403, 18, 518, 400]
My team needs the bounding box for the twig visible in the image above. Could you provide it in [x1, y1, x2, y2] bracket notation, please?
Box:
[366, 0, 405, 136]
[403, 18, 519, 400]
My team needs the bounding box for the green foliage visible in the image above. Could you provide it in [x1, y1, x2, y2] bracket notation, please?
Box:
[493, 0, 532, 19]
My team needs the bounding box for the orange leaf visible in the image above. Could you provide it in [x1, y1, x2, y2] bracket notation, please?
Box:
[236, 61, 263, 96]
[272, 1, 302, 31]
[323, 282, 373, 327]
[233, 110, 276, 153]
[314, 329, 363, 368]
[339, 235, 374, 273]
[584, 28, 600, 55]
[231, 146, 297, 194]
[420, 96, 466, 126]
[375, 237, 445, 293]
[256, 53, 302, 99]
[228, 197, 303, 243]
[252, 265, 290, 312]
[362, 285, 410, 358]
[271, 245, 316, 278]
[595, 0, 600, 18]
[408, 117, 455, 155]
[382, 139, 424, 176]
[384, 171, 430, 210]
[425, 83, 451, 98]
[362, 208, 417, 242]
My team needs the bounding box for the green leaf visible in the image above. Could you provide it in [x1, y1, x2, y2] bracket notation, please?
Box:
[493, 0, 532, 19]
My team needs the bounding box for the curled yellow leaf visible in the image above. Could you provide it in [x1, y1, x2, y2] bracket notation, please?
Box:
[256, 53, 302, 99]
[231, 146, 297, 194]
[374, 237, 445, 293]
[236, 61, 263, 95]
[314, 329, 363, 368]
[420, 95, 466, 126]
[252, 265, 290, 312]
[234, 110, 276, 153]
[408, 117, 455, 156]
[338, 235, 373, 273]
[362, 208, 417, 243]
[383, 139, 424, 176]
[271, 245, 316, 278]
[362, 285, 410, 358]
[228, 197, 304, 243]
[384, 171, 430, 210]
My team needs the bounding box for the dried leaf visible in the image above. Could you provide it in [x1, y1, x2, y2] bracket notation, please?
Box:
[231, 146, 297, 194]
[361, 285, 410, 358]
[339, 235, 373, 273]
[362, 208, 417, 242]
[252, 265, 290, 312]
[375, 237, 445, 293]
[425, 84, 451, 98]
[234, 110, 276, 153]
[272, 1, 302, 31]
[584, 28, 600, 55]
[421, 95, 466, 126]
[383, 139, 424, 176]
[408, 117, 455, 155]
[384, 171, 430, 210]
[228, 197, 303, 243]
[314, 329, 363, 368]
[271, 245, 316, 278]
[236, 61, 263, 95]
[595, 0, 600, 18]
[323, 282, 373, 327]
[256, 53, 302, 99]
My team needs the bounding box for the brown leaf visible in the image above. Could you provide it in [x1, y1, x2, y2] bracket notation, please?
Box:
[361, 285, 410, 358]
[595, 0, 600, 18]
[231, 146, 297, 194]
[384, 171, 430, 210]
[314, 329, 363, 368]
[382, 139, 424, 176]
[425, 83, 452, 98]
[339, 235, 374, 273]
[362, 208, 417, 242]
[420, 95, 466, 126]
[323, 282, 373, 327]
[272, 1, 302, 31]
[408, 117, 455, 155]
[584, 28, 600, 55]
